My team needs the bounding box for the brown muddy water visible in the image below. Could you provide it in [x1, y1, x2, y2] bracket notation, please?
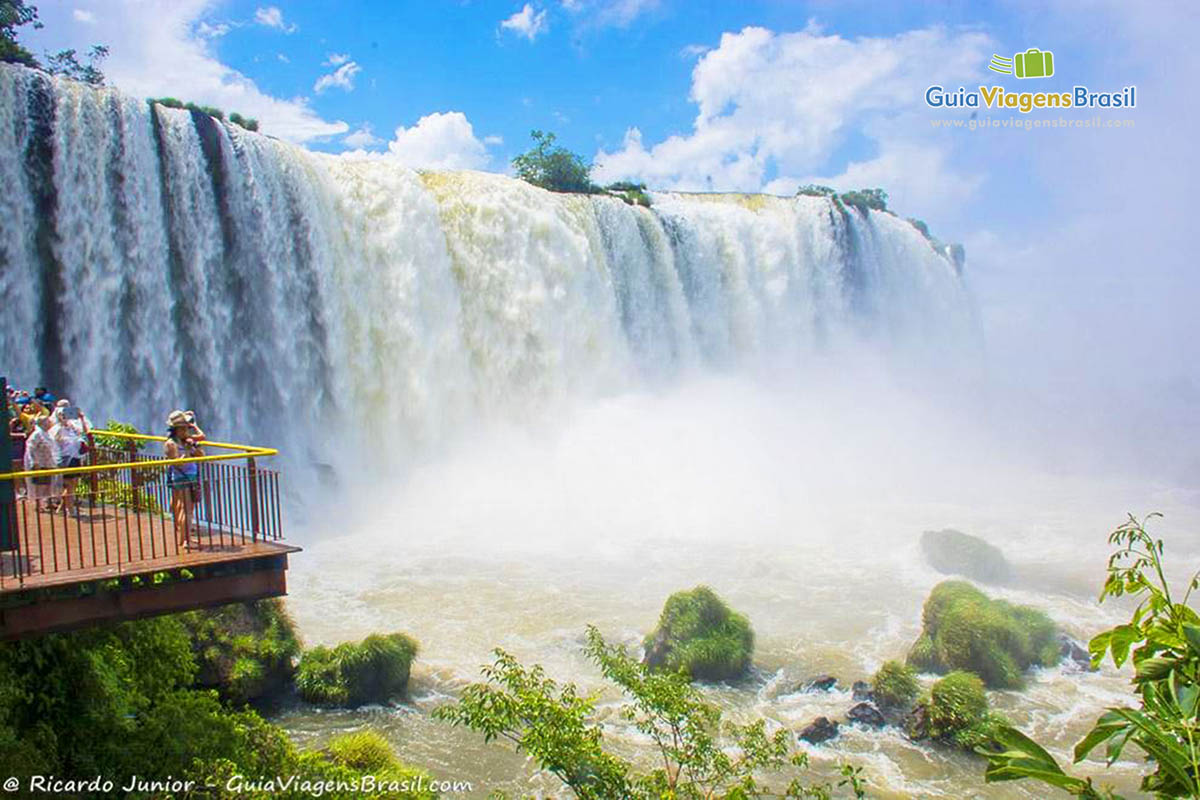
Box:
[280, 382, 1198, 799]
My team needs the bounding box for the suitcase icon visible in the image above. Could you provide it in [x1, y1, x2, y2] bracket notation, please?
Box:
[1014, 48, 1054, 79]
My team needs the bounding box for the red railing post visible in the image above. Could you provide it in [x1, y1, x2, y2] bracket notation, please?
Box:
[87, 432, 98, 494]
[127, 439, 142, 513]
[247, 456, 261, 542]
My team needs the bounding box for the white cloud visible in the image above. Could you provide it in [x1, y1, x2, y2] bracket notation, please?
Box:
[195, 20, 231, 38]
[483, 134, 504, 146]
[276, 52, 289, 63]
[254, 6, 297, 33]
[313, 61, 361, 93]
[593, 24, 990, 210]
[324, 52, 349, 66]
[561, 0, 660, 28]
[343, 124, 383, 149]
[500, 4, 548, 41]
[35, 0, 347, 143]
[73, 9, 97, 24]
[679, 43, 709, 59]
[384, 112, 491, 169]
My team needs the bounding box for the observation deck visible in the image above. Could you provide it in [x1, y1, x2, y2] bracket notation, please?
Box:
[0, 429, 299, 639]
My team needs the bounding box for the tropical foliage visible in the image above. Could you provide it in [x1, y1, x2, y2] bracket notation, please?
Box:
[435, 625, 866, 799]
[643, 585, 755, 681]
[296, 632, 418, 707]
[982, 514, 1200, 799]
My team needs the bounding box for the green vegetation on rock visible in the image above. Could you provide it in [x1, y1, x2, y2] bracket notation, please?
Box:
[179, 599, 301, 706]
[150, 98, 259, 131]
[0, 616, 431, 797]
[296, 632, 418, 707]
[907, 580, 1059, 689]
[605, 180, 652, 207]
[796, 184, 836, 197]
[871, 660, 919, 709]
[920, 529, 1011, 584]
[838, 188, 888, 213]
[927, 670, 987, 740]
[642, 586, 754, 681]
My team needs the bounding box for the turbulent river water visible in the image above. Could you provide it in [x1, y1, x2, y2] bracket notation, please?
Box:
[2, 64, 1196, 798]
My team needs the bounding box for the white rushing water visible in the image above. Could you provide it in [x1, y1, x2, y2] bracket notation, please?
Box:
[0, 63, 973, 484]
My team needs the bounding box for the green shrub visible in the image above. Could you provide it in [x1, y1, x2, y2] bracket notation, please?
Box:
[229, 112, 260, 132]
[872, 660, 918, 709]
[90, 418, 145, 452]
[512, 130, 597, 194]
[796, 184, 836, 197]
[907, 580, 1059, 688]
[927, 670, 986, 740]
[907, 217, 932, 240]
[296, 633, 418, 707]
[151, 96, 185, 109]
[179, 600, 301, 706]
[74, 477, 161, 514]
[642, 586, 754, 681]
[326, 731, 397, 772]
[839, 188, 888, 212]
[604, 181, 651, 207]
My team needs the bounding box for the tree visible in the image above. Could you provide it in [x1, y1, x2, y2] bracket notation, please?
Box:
[981, 515, 1200, 799]
[435, 625, 867, 799]
[44, 44, 108, 85]
[512, 130, 596, 194]
[0, 0, 41, 67]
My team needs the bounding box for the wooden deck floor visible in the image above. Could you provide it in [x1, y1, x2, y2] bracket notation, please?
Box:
[0, 498, 298, 593]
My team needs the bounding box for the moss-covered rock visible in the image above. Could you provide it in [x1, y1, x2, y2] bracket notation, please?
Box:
[642, 586, 754, 681]
[920, 671, 1008, 751]
[906, 580, 1060, 689]
[871, 660, 919, 709]
[920, 529, 1011, 584]
[296, 633, 418, 707]
[178, 599, 300, 706]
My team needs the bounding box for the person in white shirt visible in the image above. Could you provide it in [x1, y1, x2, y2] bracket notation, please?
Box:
[49, 400, 91, 517]
[24, 416, 61, 512]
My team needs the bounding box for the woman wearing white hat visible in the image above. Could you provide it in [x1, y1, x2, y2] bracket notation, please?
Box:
[164, 410, 200, 548]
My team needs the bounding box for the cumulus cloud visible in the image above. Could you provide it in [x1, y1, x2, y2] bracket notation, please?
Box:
[384, 112, 491, 169]
[343, 124, 383, 149]
[314, 60, 361, 93]
[324, 52, 349, 66]
[593, 24, 990, 213]
[73, 9, 97, 24]
[254, 6, 297, 33]
[500, 4, 548, 41]
[27, 0, 347, 143]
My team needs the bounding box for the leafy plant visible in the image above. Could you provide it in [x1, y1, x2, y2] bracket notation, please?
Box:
[295, 633, 418, 707]
[435, 625, 867, 799]
[44, 44, 108, 85]
[871, 660, 918, 709]
[796, 184, 836, 197]
[982, 514, 1200, 799]
[512, 130, 597, 194]
[0, 0, 41, 68]
[90, 418, 145, 452]
[839, 188, 888, 213]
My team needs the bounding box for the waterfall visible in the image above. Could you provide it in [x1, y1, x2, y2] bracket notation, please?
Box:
[0, 64, 975, 482]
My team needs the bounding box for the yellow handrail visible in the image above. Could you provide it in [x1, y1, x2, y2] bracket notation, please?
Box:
[0, 429, 278, 481]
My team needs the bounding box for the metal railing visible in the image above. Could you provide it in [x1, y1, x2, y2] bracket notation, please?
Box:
[0, 430, 283, 591]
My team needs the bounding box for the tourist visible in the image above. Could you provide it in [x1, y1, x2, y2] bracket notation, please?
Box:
[50, 401, 90, 516]
[164, 410, 200, 548]
[8, 415, 26, 498]
[24, 417, 61, 512]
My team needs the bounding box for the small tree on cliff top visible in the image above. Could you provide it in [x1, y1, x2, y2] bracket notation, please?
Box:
[512, 130, 596, 194]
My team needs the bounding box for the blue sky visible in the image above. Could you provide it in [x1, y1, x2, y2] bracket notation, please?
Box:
[17, 0, 1200, 446]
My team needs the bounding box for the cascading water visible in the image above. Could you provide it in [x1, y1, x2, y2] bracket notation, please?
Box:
[0, 63, 973, 482]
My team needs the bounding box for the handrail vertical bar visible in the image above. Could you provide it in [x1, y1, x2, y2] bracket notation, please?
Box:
[247, 457, 260, 543]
